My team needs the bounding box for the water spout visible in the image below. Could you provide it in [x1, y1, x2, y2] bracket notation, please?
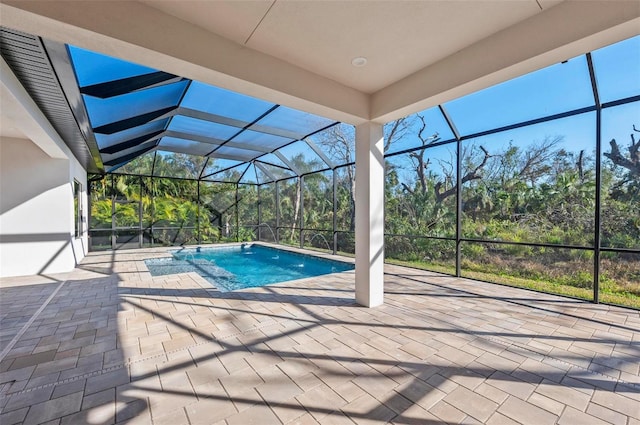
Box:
[254, 223, 277, 243]
[308, 233, 332, 251]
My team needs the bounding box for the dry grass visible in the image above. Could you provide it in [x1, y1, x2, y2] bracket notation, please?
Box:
[386, 254, 639, 309]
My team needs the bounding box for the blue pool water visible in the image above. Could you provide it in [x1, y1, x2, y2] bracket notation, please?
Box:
[145, 244, 354, 291]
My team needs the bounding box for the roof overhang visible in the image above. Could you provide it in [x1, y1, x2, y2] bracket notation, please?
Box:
[1, 1, 638, 127]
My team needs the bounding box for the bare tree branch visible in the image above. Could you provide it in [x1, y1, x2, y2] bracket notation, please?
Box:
[384, 118, 404, 152]
[630, 125, 639, 161]
[400, 115, 443, 194]
[576, 150, 584, 182]
[517, 136, 561, 181]
[417, 115, 440, 146]
[401, 182, 414, 194]
[605, 135, 640, 177]
[435, 145, 492, 203]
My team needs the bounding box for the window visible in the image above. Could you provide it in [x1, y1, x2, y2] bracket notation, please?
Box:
[74, 180, 83, 238]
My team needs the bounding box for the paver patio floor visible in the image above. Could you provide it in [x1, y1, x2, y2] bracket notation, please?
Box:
[1, 244, 638, 424]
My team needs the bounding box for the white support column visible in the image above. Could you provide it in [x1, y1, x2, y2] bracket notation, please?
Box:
[355, 122, 385, 307]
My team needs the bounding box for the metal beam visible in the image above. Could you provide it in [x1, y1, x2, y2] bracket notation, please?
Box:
[201, 162, 246, 180]
[236, 163, 252, 184]
[254, 159, 293, 173]
[104, 142, 157, 166]
[250, 123, 303, 140]
[178, 106, 248, 130]
[179, 106, 304, 140]
[165, 130, 271, 153]
[206, 105, 280, 157]
[207, 152, 256, 162]
[162, 79, 192, 178]
[459, 106, 596, 141]
[439, 104, 462, 277]
[93, 106, 176, 134]
[40, 39, 104, 171]
[92, 104, 305, 143]
[275, 180, 280, 243]
[304, 138, 335, 169]
[254, 161, 276, 183]
[242, 121, 340, 173]
[601, 94, 640, 109]
[438, 105, 462, 141]
[151, 151, 157, 176]
[80, 71, 185, 98]
[587, 52, 602, 304]
[299, 175, 304, 249]
[100, 130, 163, 154]
[274, 151, 301, 176]
[332, 169, 337, 254]
[161, 143, 255, 163]
[302, 121, 340, 140]
[198, 157, 211, 180]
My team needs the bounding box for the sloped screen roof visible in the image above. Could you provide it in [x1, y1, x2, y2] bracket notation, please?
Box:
[67, 46, 339, 183]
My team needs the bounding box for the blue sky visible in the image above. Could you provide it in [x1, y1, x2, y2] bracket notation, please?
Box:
[441, 35, 639, 138]
[388, 35, 639, 180]
[69, 35, 639, 179]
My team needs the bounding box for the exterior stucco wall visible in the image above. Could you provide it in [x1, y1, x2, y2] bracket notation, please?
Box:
[0, 136, 88, 277]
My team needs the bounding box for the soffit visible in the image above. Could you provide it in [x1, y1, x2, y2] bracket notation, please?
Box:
[0, 28, 102, 168]
[0, 101, 27, 139]
[142, 0, 553, 93]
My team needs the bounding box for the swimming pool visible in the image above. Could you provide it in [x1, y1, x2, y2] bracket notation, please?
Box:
[145, 244, 354, 291]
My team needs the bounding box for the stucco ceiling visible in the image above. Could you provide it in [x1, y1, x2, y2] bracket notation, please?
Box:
[140, 0, 562, 94]
[0, 0, 638, 126]
[0, 97, 27, 139]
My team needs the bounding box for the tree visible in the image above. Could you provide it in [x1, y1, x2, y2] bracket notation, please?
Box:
[604, 124, 640, 197]
[601, 124, 640, 249]
[434, 144, 490, 204]
[317, 124, 357, 231]
[399, 115, 442, 195]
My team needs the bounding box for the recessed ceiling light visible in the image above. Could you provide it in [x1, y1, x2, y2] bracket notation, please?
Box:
[351, 57, 367, 67]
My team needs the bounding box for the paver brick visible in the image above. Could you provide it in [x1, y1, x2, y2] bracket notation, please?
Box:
[428, 400, 466, 423]
[485, 370, 535, 400]
[527, 391, 566, 416]
[0, 407, 29, 425]
[498, 395, 559, 425]
[51, 379, 87, 399]
[225, 402, 281, 425]
[535, 379, 592, 411]
[474, 382, 509, 405]
[115, 398, 149, 423]
[586, 402, 628, 425]
[2, 247, 639, 425]
[559, 406, 611, 425]
[486, 411, 520, 425]
[395, 378, 447, 410]
[8, 349, 57, 370]
[3, 385, 55, 412]
[85, 369, 131, 396]
[592, 389, 640, 419]
[442, 385, 498, 422]
[23, 391, 83, 425]
[184, 393, 238, 424]
[296, 384, 347, 421]
[150, 407, 189, 425]
[341, 393, 396, 425]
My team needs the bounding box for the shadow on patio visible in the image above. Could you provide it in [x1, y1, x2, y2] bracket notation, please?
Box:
[0, 249, 639, 424]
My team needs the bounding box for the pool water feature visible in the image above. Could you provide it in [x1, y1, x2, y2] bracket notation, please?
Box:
[145, 244, 354, 291]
